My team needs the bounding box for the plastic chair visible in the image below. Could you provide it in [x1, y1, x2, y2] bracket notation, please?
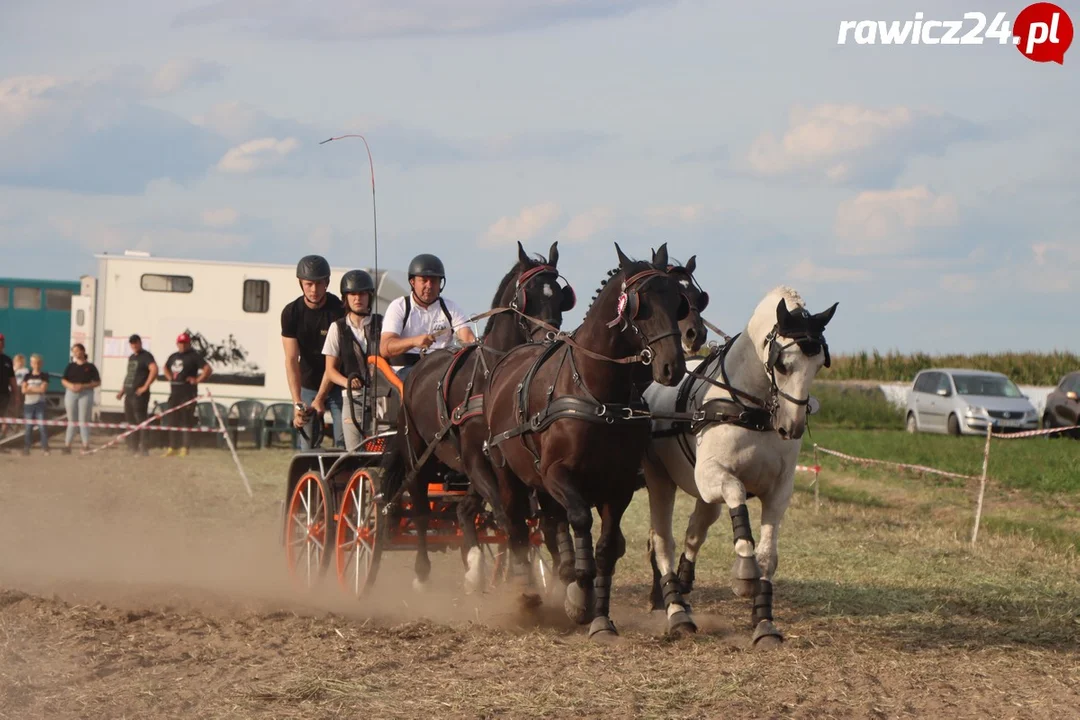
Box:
[262, 402, 298, 448]
[195, 401, 228, 448]
[227, 399, 266, 448]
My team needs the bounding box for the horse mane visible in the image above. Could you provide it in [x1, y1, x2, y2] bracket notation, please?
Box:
[767, 285, 805, 309]
[481, 254, 545, 336]
[582, 257, 656, 324]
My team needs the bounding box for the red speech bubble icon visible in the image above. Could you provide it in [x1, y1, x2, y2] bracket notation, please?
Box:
[1014, 2, 1074, 64]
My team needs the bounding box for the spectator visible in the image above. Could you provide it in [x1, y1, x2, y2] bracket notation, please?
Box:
[116, 334, 157, 456]
[12, 354, 28, 423]
[21, 353, 50, 455]
[0, 334, 15, 436]
[163, 332, 211, 457]
[61, 343, 101, 453]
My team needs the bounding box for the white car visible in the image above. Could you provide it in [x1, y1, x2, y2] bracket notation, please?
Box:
[905, 368, 1038, 436]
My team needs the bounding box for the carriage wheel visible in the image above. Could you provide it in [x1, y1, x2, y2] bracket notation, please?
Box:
[285, 471, 337, 588]
[335, 469, 382, 597]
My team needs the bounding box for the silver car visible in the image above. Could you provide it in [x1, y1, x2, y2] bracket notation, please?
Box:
[905, 368, 1038, 436]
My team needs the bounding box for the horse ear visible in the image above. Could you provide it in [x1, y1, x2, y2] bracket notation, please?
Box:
[517, 241, 530, 267]
[548, 241, 559, 268]
[684, 255, 696, 275]
[811, 302, 839, 331]
[652, 243, 669, 270]
[775, 298, 792, 328]
[614, 242, 633, 270]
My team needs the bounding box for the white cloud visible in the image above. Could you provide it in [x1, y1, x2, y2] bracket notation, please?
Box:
[787, 259, 870, 284]
[201, 207, 238, 227]
[149, 59, 224, 96]
[557, 207, 615, 243]
[742, 103, 979, 186]
[644, 204, 706, 225]
[49, 216, 249, 253]
[834, 185, 959, 255]
[869, 288, 926, 313]
[939, 273, 976, 294]
[481, 202, 561, 246]
[216, 137, 300, 173]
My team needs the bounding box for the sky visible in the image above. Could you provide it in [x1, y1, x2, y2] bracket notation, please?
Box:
[1, 0, 1076, 355]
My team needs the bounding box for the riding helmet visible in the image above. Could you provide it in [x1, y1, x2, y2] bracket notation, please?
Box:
[407, 254, 445, 280]
[340, 269, 376, 297]
[296, 255, 332, 282]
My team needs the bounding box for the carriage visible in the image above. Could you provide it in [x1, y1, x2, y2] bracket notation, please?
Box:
[279, 355, 551, 597]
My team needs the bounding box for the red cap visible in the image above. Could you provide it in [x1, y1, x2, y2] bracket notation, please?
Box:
[177, 332, 191, 344]
[0, 333, 5, 342]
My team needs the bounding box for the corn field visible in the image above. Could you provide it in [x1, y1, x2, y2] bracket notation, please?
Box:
[816, 350, 1079, 386]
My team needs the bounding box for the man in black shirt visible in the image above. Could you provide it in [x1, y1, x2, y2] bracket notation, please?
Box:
[162, 332, 212, 457]
[116, 334, 157, 455]
[281, 255, 345, 449]
[0, 333, 17, 437]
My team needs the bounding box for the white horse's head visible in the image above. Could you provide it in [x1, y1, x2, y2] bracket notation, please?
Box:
[746, 286, 838, 440]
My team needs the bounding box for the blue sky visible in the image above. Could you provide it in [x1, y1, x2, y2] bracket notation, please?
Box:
[1, 0, 1076, 354]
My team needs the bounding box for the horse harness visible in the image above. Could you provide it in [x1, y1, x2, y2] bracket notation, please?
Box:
[484, 268, 681, 470]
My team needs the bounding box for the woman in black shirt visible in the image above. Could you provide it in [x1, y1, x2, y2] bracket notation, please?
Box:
[61, 343, 101, 452]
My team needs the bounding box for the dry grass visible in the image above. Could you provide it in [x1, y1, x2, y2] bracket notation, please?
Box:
[0, 447, 1078, 719]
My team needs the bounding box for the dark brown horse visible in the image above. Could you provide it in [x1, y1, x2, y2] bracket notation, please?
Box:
[482, 243, 689, 639]
[380, 241, 576, 591]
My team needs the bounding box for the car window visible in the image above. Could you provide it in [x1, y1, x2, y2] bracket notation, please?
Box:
[914, 372, 935, 393]
[1065, 376, 1080, 393]
[936, 374, 952, 396]
[953, 374, 1022, 397]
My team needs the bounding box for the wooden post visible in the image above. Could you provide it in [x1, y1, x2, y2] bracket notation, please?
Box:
[970, 422, 993, 547]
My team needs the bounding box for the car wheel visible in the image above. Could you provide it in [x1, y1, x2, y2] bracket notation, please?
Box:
[906, 412, 917, 434]
[947, 413, 961, 436]
[1043, 413, 1059, 439]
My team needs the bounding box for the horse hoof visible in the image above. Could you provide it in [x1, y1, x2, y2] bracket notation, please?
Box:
[412, 578, 430, 593]
[731, 579, 758, 598]
[564, 582, 595, 625]
[588, 616, 619, 641]
[667, 611, 697, 636]
[752, 620, 784, 649]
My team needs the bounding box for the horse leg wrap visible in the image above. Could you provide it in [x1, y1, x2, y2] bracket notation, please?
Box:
[556, 530, 576, 585]
[730, 504, 754, 545]
[676, 553, 696, 595]
[661, 572, 697, 635]
[752, 579, 774, 626]
[574, 534, 595, 578]
[593, 575, 612, 618]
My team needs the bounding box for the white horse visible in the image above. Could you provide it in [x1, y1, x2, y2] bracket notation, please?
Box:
[641, 285, 838, 647]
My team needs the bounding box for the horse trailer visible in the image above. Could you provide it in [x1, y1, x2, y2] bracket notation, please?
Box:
[74, 251, 409, 417]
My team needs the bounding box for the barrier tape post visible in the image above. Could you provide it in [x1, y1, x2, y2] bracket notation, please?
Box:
[971, 422, 993, 548]
[813, 445, 821, 512]
[206, 389, 253, 499]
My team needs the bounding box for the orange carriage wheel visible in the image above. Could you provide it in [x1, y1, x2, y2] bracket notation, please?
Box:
[285, 471, 337, 588]
[335, 469, 383, 597]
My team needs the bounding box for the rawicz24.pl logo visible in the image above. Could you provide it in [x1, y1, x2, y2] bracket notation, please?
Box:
[837, 3, 1074, 64]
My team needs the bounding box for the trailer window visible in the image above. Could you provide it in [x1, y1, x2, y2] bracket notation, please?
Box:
[45, 288, 73, 311]
[141, 274, 193, 293]
[0, 286, 8, 309]
[243, 279, 270, 313]
[13, 287, 42, 309]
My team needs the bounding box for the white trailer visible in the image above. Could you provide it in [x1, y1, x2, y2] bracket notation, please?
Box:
[74, 252, 409, 417]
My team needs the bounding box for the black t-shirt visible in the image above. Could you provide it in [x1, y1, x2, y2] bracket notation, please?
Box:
[281, 294, 345, 391]
[0, 353, 13, 396]
[22, 371, 50, 402]
[123, 350, 155, 391]
[165, 350, 209, 388]
[63, 362, 101, 386]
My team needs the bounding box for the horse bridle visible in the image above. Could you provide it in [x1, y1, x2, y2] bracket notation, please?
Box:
[760, 326, 831, 415]
[509, 264, 575, 340]
[604, 268, 686, 366]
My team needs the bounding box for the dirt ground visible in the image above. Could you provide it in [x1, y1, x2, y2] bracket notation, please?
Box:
[0, 445, 1077, 719]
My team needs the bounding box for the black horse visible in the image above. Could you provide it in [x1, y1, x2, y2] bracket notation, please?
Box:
[482, 243, 689, 639]
[380, 241, 576, 592]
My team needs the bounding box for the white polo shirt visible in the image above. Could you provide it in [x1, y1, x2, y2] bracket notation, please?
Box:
[322, 315, 372, 358]
[382, 294, 470, 369]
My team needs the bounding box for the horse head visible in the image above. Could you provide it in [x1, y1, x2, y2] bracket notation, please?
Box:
[608, 242, 689, 387]
[653, 250, 709, 355]
[484, 241, 576, 348]
[746, 286, 838, 440]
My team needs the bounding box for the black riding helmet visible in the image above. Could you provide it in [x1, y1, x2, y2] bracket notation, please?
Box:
[340, 269, 375, 297]
[407, 254, 445, 280]
[296, 254, 331, 282]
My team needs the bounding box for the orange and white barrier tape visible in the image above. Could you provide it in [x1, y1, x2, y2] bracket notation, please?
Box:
[990, 424, 1080, 440]
[813, 445, 979, 481]
[81, 395, 208, 456]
